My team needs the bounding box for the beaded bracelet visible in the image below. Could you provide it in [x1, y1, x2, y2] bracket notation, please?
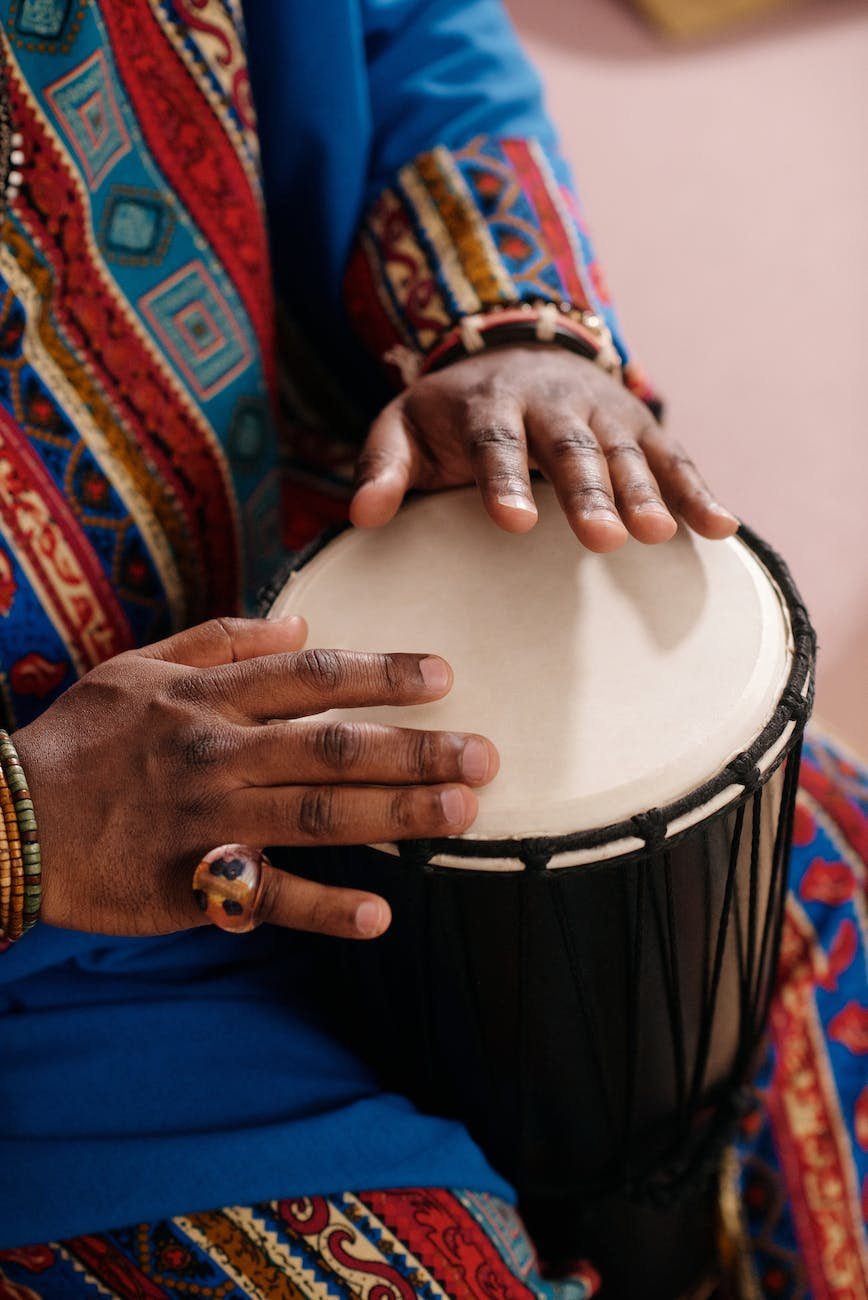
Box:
[384, 300, 623, 387]
[0, 729, 41, 943]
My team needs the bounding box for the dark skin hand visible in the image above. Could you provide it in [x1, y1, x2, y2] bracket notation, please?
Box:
[14, 616, 498, 940]
[14, 347, 734, 944]
[351, 348, 738, 548]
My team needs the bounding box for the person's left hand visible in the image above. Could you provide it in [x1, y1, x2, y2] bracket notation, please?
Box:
[350, 346, 738, 551]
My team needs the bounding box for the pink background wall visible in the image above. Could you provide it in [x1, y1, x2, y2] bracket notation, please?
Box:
[506, 0, 868, 755]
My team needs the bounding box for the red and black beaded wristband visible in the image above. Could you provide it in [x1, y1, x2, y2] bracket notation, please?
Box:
[417, 302, 622, 380]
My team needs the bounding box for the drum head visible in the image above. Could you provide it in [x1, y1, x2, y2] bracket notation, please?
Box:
[269, 485, 793, 841]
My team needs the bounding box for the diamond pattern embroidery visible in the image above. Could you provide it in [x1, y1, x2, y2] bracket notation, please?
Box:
[45, 50, 131, 189]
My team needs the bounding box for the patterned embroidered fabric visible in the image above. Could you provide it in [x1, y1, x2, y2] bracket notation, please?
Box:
[730, 734, 868, 1298]
[0, 1190, 599, 1299]
[0, 1, 281, 730]
[344, 136, 658, 408]
[0, 4, 865, 1288]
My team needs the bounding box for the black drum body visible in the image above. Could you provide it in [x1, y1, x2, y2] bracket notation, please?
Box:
[290, 746, 802, 1296]
[266, 521, 815, 1299]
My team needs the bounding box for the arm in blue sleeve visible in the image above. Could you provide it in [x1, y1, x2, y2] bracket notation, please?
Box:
[349, 0, 657, 409]
[362, 0, 567, 201]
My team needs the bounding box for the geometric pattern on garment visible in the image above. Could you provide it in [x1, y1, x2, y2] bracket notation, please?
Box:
[0, 1192, 599, 1298]
[733, 731, 868, 1300]
[99, 185, 176, 267]
[344, 135, 661, 412]
[8, 0, 88, 54]
[140, 261, 255, 402]
[45, 50, 131, 190]
[145, 0, 262, 183]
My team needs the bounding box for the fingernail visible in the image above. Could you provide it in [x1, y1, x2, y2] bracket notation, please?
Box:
[355, 900, 386, 937]
[498, 494, 537, 514]
[278, 614, 305, 629]
[419, 656, 450, 692]
[440, 786, 469, 825]
[634, 502, 671, 517]
[461, 738, 492, 784]
[708, 502, 739, 524]
[582, 507, 621, 522]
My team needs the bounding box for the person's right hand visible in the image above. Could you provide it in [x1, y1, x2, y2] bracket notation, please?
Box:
[12, 617, 498, 941]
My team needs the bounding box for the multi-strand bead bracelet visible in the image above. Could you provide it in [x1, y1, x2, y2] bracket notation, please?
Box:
[0, 730, 41, 943]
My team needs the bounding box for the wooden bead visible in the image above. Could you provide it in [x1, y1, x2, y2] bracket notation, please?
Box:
[0, 732, 40, 941]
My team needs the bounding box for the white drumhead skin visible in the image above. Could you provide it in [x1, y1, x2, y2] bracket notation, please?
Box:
[270, 485, 793, 840]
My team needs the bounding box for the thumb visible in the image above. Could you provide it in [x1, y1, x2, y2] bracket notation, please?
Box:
[139, 614, 308, 669]
[350, 402, 417, 528]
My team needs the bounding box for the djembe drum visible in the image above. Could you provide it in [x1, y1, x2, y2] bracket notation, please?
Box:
[265, 484, 814, 1299]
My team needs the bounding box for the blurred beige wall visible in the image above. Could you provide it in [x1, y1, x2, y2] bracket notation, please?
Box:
[506, 0, 868, 756]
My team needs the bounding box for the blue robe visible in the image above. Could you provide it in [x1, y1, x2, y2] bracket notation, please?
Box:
[0, 0, 584, 1245]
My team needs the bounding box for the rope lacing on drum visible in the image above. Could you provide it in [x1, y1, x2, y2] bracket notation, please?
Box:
[725, 754, 761, 790]
[779, 685, 809, 722]
[622, 1084, 757, 1209]
[630, 808, 667, 847]
[398, 839, 434, 870]
[521, 845, 553, 872]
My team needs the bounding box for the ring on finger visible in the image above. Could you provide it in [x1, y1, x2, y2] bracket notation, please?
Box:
[193, 843, 268, 933]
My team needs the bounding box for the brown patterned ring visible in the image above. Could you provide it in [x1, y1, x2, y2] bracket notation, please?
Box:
[192, 843, 268, 933]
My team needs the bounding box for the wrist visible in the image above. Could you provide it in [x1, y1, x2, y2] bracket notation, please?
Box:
[416, 301, 621, 384]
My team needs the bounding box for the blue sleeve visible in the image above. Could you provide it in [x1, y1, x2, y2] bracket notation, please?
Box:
[362, 0, 567, 200]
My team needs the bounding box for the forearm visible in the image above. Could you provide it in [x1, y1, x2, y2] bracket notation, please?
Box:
[347, 1, 658, 408]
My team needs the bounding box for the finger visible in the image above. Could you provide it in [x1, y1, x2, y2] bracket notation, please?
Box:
[589, 413, 677, 545]
[198, 648, 454, 722]
[237, 720, 499, 788]
[640, 427, 739, 539]
[350, 402, 417, 528]
[526, 409, 628, 552]
[256, 868, 392, 939]
[141, 615, 308, 669]
[186, 849, 392, 940]
[231, 782, 479, 846]
[463, 398, 538, 532]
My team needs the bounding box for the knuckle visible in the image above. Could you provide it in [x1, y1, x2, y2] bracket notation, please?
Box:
[312, 722, 362, 770]
[177, 783, 228, 826]
[622, 477, 657, 498]
[376, 653, 402, 695]
[664, 441, 698, 474]
[207, 617, 247, 662]
[408, 729, 440, 781]
[605, 441, 644, 463]
[355, 447, 393, 480]
[549, 431, 599, 460]
[292, 647, 341, 691]
[174, 723, 231, 775]
[636, 421, 662, 445]
[480, 469, 528, 493]
[296, 786, 336, 838]
[303, 889, 337, 935]
[469, 422, 522, 451]
[570, 484, 614, 509]
[388, 788, 417, 833]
